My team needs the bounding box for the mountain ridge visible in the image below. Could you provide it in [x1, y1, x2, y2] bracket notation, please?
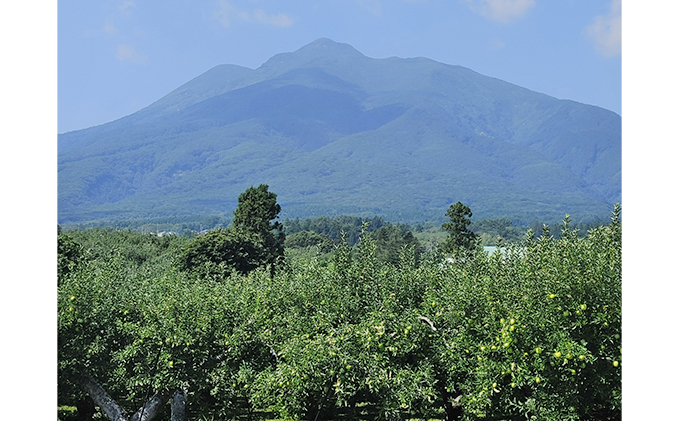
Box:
[58, 38, 620, 225]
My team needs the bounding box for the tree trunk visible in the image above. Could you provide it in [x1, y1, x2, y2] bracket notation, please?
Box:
[83, 376, 172, 421]
[130, 391, 171, 421]
[82, 376, 129, 421]
[170, 388, 187, 421]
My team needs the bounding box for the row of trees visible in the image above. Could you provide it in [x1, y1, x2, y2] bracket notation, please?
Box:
[58, 186, 621, 420]
[284, 215, 389, 247]
[178, 186, 427, 275]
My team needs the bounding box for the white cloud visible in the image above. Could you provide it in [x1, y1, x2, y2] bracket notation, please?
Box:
[116, 44, 148, 64]
[119, 0, 135, 16]
[586, 0, 621, 58]
[213, 0, 293, 28]
[465, 0, 535, 23]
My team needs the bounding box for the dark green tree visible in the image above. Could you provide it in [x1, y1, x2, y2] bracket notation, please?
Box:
[232, 184, 285, 271]
[176, 228, 261, 275]
[371, 224, 423, 266]
[441, 202, 478, 254]
[177, 185, 285, 276]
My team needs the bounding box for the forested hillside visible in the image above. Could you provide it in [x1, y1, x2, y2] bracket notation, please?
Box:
[58, 39, 620, 226]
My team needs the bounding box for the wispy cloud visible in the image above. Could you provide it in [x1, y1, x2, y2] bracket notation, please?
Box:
[213, 0, 236, 27]
[116, 44, 148, 64]
[101, 1, 134, 36]
[119, 0, 135, 16]
[102, 21, 118, 35]
[465, 0, 535, 23]
[213, 0, 294, 28]
[240, 9, 294, 27]
[100, 2, 147, 65]
[586, 0, 621, 58]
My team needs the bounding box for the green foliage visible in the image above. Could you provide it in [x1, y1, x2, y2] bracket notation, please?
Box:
[233, 184, 285, 270]
[284, 216, 422, 266]
[370, 224, 423, 266]
[58, 206, 621, 421]
[177, 185, 286, 276]
[176, 228, 261, 276]
[58, 233, 276, 419]
[420, 207, 622, 420]
[233, 185, 282, 236]
[284, 215, 387, 246]
[441, 202, 479, 255]
[60, 214, 232, 236]
[57, 405, 78, 421]
[62, 227, 184, 263]
[471, 218, 525, 246]
[57, 231, 84, 283]
[285, 230, 335, 252]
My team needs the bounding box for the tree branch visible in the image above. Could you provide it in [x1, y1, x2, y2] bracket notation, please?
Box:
[82, 376, 129, 421]
[418, 315, 437, 331]
[170, 388, 187, 421]
[83, 375, 172, 421]
[130, 390, 171, 421]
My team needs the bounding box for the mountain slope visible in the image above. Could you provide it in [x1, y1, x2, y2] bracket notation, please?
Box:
[58, 38, 621, 225]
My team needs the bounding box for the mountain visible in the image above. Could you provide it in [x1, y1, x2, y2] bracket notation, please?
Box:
[58, 38, 621, 226]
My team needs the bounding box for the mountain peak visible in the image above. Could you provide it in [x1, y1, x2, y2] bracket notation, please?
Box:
[259, 38, 366, 72]
[59, 39, 621, 225]
[298, 38, 364, 56]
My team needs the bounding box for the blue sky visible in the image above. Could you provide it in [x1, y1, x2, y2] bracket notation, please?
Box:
[58, 0, 622, 133]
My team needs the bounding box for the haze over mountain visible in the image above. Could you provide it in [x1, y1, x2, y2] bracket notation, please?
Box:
[58, 38, 621, 226]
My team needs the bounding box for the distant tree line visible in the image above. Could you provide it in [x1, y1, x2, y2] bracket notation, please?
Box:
[283, 215, 387, 246]
[283, 215, 424, 265]
[60, 207, 609, 248]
